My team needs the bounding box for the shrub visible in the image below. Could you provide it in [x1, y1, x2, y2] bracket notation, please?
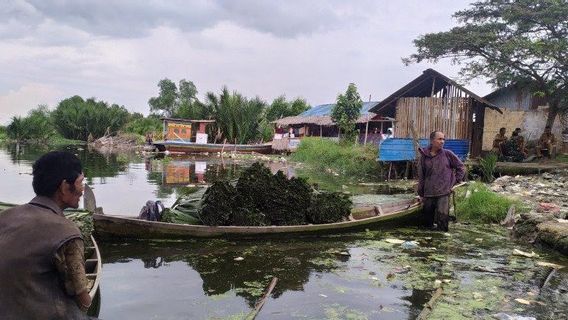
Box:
[292, 137, 380, 179]
[454, 182, 528, 223]
[479, 152, 498, 182]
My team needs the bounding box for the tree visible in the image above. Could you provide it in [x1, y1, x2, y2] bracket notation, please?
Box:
[6, 105, 54, 143]
[148, 79, 203, 118]
[265, 96, 310, 122]
[204, 87, 268, 144]
[404, 0, 568, 128]
[148, 79, 178, 117]
[332, 83, 363, 143]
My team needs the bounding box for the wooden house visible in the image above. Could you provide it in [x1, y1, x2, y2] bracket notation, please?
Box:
[369, 69, 501, 158]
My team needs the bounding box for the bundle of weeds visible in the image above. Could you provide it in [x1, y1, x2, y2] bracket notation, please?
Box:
[236, 163, 311, 226]
[198, 162, 352, 226]
[292, 137, 379, 178]
[199, 181, 237, 226]
[307, 191, 352, 224]
[454, 182, 527, 223]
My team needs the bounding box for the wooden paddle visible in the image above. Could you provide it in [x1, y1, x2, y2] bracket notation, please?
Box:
[244, 277, 278, 320]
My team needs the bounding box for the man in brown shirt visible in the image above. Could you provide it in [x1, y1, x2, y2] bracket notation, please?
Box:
[0, 151, 91, 319]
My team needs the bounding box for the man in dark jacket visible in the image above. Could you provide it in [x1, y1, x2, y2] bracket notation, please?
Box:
[0, 151, 91, 319]
[417, 131, 465, 231]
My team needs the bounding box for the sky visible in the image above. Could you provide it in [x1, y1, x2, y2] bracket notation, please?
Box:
[0, 0, 494, 125]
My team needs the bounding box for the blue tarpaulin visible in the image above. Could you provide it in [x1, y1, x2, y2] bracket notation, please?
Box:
[378, 138, 469, 161]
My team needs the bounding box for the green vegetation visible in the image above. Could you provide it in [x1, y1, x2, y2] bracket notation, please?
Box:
[454, 182, 528, 223]
[203, 88, 270, 144]
[479, 152, 498, 182]
[292, 137, 380, 179]
[331, 83, 362, 144]
[123, 115, 162, 136]
[265, 96, 310, 122]
[405, 0, 568, 128]
[6, 106, 54, 143]
[52, 96, 130, 140]
[0, 125, 7, 141]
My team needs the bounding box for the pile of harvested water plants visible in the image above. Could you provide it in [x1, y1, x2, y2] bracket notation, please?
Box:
[173, 162, 352, 226]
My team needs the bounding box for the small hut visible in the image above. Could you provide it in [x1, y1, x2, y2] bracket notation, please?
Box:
[370, 69, 502, 158]
[272, 102, 395, 151]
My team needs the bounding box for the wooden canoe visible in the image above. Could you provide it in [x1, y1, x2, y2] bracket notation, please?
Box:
[93, 198, 422, 240]
[152, 140, 273, 154]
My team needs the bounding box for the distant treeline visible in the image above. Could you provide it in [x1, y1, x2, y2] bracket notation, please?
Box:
[2, 79, 310, 144]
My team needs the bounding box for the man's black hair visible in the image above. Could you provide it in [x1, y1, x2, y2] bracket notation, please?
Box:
[32, 151, 83, 197]
[430, 131, 441, 140]
[500, 127, 506, 132]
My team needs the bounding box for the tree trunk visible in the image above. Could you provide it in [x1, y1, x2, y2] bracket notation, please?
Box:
[546, 101, 559, 128]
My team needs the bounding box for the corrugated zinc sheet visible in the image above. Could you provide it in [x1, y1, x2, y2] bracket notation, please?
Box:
[378, 138, 469, 161]
[301, 101, 379, 117]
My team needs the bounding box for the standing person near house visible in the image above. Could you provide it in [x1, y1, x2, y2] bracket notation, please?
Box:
[417, 131, 466, 232]
[492, 127, 508, 155]
[536, 126, 557, 158]
[0, 151, 91, 319]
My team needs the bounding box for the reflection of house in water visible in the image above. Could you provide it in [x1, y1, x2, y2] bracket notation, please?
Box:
[163, 160, 207, 185]
[267, 161, 296, 178]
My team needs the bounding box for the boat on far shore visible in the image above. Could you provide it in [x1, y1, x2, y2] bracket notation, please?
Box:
[150, 117, 273, 154]
[152, 139, 273, 154]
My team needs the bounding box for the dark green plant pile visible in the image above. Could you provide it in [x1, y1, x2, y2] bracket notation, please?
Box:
[307, 191, 352, 224]
[169, 162, 353, 226]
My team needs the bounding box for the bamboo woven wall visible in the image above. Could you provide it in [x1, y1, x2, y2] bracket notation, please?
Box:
[395, 97, 472, 139]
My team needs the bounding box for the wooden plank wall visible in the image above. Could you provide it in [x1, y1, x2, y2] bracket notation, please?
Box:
[395, 96, 472, 139]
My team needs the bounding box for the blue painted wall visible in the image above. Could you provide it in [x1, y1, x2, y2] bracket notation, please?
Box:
[378, 138, 469, 161]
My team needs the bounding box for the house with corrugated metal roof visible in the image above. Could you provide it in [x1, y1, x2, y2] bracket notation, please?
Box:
[369, 69, 502, 160]
[272, 101, 395, 151]
[483, 85, 564, 151]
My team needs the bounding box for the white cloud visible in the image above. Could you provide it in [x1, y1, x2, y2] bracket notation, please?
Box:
[0, 83, 62, 125]
[0, 0, 494, 126]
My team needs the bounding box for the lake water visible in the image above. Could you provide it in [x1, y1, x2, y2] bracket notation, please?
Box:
[1, 144, 566, 319]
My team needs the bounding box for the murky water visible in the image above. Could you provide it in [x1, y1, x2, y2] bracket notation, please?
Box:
[1, 144, 566, 319]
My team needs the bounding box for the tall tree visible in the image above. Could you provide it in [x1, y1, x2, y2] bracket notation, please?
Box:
[404, 0, 568, 127]
[332, 83, 363, 144]
[148, 79, 178, 117]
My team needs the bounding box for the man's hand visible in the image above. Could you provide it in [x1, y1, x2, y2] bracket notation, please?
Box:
[76, 291, 92, 312]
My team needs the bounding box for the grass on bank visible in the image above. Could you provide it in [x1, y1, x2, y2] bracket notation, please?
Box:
[291, 137, 380, 180]
[454, 182, 530, 223]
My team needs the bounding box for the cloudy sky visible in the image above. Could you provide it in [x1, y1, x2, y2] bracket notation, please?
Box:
[0, 0, 493, 125]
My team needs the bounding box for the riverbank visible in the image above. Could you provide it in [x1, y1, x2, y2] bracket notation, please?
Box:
[490, 171, 568, 255]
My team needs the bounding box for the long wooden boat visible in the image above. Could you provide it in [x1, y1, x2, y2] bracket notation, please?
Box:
[0, 203, 102, 315]
[152, 140, 273, 154]
[93, 198, 422, 240]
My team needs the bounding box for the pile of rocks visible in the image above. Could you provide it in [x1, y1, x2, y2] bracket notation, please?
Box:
[491, 170, 568, 254]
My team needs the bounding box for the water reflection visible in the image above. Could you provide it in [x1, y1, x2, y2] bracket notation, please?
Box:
[101, 238, 350, 308]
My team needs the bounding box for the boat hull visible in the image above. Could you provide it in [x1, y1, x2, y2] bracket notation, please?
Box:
[94, 199, 422, 240]
[153, 141, 273, 154]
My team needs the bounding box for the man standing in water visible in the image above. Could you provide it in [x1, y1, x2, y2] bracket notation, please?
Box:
[417, 131, 465, 231]
[0, 151, 92, 319]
